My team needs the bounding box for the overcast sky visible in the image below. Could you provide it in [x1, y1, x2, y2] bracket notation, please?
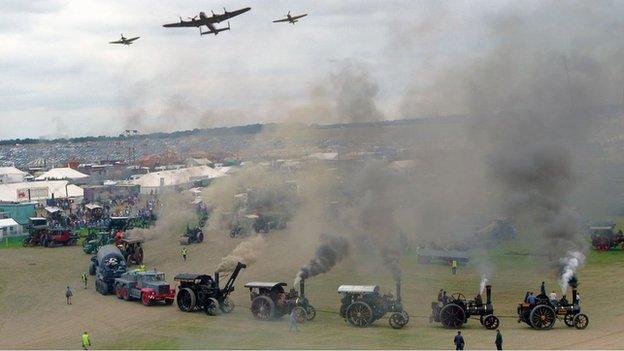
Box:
[0, 0, 584, 139]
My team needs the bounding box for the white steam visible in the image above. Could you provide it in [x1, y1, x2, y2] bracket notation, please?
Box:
[559, 250, 585, 293]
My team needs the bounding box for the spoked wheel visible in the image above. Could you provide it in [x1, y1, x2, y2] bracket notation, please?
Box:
[389, 312, 408, 329]
[401, 311, 410, 325]
[564, 313, 575, 327]
[529, 305, 555, 329]
[346, 301, 373, 327]
[451, 293, 466, 302]
[592, 236, 611, 251]
[574, 313, 589, 330]
[176, 288, 196, 312]
[305, 305, 316, 321]
[220, 297, 235, 313]
[483, 314, 500, 330]
[292, 306, 307, 323]
[204, 297, 220, 316]
[141, 292, 152, 306]
[251, 295, 276, 321]
[440, 303, 465, 328]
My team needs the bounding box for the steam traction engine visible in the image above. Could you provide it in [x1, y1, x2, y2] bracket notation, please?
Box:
[113, 269, 176, 306]
[174, 262, 246, 316]
[517, 281, 588, 330]
[430, 285, 500, 329]
[589, 223, 624, 251]
[245, 280, 316, 322]
[338, 281, 409, 329]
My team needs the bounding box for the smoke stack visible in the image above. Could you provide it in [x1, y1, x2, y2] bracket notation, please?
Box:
[486, 285, 492, 305]
[569, 275, 578, 304]
[396, 279, 402, 303]
[299, 279, 305, 298]
[214, 272, 220, 288]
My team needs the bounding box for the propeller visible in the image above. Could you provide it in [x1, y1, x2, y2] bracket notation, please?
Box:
[223, 7, 228, 13]
[211, 10, 216, 16]
[288, 11, 291, 15]
[188, 15, 198, 20]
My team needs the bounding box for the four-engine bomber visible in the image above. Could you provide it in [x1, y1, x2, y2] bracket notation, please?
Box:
[517, 280, 588, 330]
[245, 280, 316, 322]
[430, 285, 500, 329]
[114, 269, 176, 306]
[338, 281, 409, 329]
[175, 262, 246, 315]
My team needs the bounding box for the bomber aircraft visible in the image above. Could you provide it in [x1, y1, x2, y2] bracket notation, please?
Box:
[163, 7, 251, 36]
[109, 34, 140, 45]
[273, 11, 308, 24]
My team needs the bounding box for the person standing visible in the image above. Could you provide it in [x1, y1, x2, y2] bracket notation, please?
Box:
[81, 273, 88, 289]
[451, 260, 458, 275]
[453, 330, 465, 350]
[495, 329, 503, 350]
[81, 331, 91, 350]
[288, 309, 300, 332]
[66, 286, 73, 305]
[181, 247, 188, 262]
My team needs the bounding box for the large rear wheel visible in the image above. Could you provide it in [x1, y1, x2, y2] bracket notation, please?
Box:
[346, 301, 373, 327]
[592, 236, 611, 251]
[440, 303, 465, 328]
[251, 295, 276, 321]
[176, 288, 196, 312]
[529, 305, 556, 329]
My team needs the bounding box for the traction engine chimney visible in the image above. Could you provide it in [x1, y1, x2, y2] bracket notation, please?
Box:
[486, 285, 492, 305]
[396, 279, 402, 303]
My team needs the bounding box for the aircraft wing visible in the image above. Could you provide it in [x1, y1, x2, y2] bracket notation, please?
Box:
[291, 14, 308, 20]
[272, 18, 290, 23]
[109, 40, 124, 44]
[126, 37, 140, 42]
[163, 20, 197, 28]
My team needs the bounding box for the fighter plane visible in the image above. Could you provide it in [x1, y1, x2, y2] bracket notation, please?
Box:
[109, 34, 140, 45]
[273, 11, 308, 24]
[163, 7, 251, 36]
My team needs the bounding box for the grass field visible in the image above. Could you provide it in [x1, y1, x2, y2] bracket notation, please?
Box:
[0, 221, 622, 350]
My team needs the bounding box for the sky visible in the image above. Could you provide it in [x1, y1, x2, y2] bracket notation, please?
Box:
[0, 0, 601, 139]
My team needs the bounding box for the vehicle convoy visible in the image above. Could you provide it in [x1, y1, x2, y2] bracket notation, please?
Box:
[588, 222, 624, 251]
[114, 269, 175, 306]
[517, 279, 588, 330]
[245, 280, 316, 322]
[338, 281, 409, 329]
[89, 245, 128, 295]
[175, 262, 246, 315]
[430, 285, 500, 329]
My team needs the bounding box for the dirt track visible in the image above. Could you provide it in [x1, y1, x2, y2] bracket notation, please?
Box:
[1, 222, 623, 349]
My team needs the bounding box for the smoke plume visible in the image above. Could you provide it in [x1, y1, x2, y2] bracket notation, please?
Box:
[559, 250, 585, 294]
[216, 235, 266, 273]
[295, 234, 349, 285]
[479, 275, 489, 295]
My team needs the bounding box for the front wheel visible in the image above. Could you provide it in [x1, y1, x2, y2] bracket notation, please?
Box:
[141, 293, 152, 306]
[483, 315, 500, 330]
[204, 297, 220, 316]
[305, 305, 316, 321]
[389, 312, 408, 329]
[220, 297, 235, 313]
[574, 313, 589, 330]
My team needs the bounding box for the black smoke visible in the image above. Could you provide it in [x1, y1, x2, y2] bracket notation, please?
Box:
[295, 234, 349, 284]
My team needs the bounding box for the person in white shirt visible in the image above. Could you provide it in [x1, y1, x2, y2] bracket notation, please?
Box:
[549, 291, 558, 303]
